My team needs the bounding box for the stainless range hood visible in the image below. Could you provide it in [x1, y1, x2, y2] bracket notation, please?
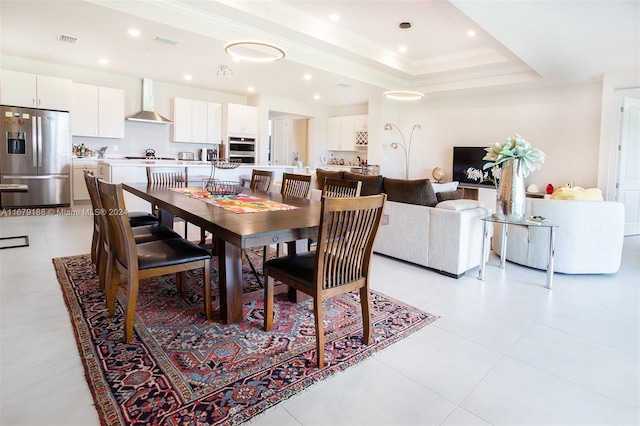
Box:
[127, 78, 172, 124]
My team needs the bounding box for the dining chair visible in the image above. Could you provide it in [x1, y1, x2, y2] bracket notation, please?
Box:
[263, 193, 387, 368]
[83, 171, 183, 289]
[98, 179, 213, 343]
[250, 169, 273, 192]
[280, 172, 312, 199]
[322, 177, 362, 198]
[268, 172, 313, 258]
[241, 169, 275, 282]
[146, 166, 190, 238]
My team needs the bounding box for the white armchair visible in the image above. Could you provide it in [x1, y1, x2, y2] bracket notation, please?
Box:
[492, 198, 625, 274]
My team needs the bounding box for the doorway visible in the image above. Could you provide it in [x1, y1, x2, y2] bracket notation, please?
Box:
[612, 88, 640, 236]
[268, 111, 310, 168]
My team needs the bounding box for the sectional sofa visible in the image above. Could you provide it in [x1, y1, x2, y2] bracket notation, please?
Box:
[308, 169, 492, 278]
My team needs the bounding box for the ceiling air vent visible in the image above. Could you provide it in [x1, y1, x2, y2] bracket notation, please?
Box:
[155, 35, 180, 45]
[57, 34, 77, 44]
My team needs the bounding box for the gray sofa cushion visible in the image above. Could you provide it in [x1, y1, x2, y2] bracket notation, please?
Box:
[383, 178, 438, 207]
[343, 171, 384, 196]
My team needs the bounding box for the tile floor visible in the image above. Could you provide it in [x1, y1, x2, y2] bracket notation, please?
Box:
[1, 209, 638, 425]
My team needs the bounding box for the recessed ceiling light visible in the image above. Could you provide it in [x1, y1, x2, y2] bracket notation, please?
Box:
[398, 46, 407, 53]
[467, 30, 476, 37]
[184, 74, 192, 81]
[99, 58, 109, 65]
[224, 41, 286, 62]
[303, 74, 312, 80]
[329, 14, 340, 22]
[128, 29, 141, 37]
[313, 94, 320, 100]
[248, 86, 255, 92]
[383, 90, 424, 100]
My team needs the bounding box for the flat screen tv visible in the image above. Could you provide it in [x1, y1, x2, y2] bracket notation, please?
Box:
[452, 146, 496, 187]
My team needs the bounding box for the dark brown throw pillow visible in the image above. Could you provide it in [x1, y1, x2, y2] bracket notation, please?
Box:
[343, 171, 384, 196]
[315, 169, 344, 189]
[383, 178, 438, 207]
[436, 188, 465, 203]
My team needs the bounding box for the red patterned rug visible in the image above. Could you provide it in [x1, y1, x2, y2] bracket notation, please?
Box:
[53, 251, 438, 425]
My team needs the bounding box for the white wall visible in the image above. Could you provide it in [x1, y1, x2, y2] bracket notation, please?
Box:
[375, 82, 603, 189]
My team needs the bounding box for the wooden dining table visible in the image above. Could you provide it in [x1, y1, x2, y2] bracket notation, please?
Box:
[122, 182, 321, 323]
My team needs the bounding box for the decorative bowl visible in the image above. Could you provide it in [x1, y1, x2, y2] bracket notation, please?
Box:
[202, 179, 243, 196]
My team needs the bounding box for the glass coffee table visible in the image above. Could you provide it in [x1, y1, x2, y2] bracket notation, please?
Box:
[478, 214, 559, 289]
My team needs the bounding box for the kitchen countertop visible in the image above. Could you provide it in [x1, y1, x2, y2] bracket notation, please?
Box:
[97, 159, 294, 168]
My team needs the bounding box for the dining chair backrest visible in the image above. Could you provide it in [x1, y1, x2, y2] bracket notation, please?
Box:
[315, 194, 386, 289]
[83, 169, 102, 265]
[280, 172, 311, 199]
[250, 169, 273, 192]
[98, 180, 137, 271]
[322, 177, 362, 198]
[146, 167, 188, 186]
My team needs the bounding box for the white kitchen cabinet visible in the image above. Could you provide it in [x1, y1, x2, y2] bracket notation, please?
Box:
[172, 98, 221, 143]
[354, 114, 368, 131]
[327, 117, 342, 151]
[0, 69, 71, 111]
[207, 102, 222, 144]
[327, 115, 358, 151]
[72, 159, 98, 202]
[71, 83, 124, 138]
[226, 103, 258, 135]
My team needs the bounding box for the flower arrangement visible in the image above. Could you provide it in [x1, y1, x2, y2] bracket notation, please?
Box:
[482, 134, 545, 177]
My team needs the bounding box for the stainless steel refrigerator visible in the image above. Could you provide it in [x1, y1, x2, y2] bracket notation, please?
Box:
[0, 106, 71, 208]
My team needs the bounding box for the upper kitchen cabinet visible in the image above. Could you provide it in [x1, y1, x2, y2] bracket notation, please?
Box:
[0, 69, 71, 111]
[226, 103, 258, 136]
[172, 98, 221, 144]
[71, 83, 125, 138]
[327, 115, 360, 151]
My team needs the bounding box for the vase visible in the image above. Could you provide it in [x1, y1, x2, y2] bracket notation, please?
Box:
[496, 158, 526, 221]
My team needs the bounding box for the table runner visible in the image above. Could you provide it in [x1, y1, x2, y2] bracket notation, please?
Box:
[171, 187, 300, 213]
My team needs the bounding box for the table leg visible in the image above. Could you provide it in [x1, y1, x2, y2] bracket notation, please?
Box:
[545, 227, 557, 290]
[478, 221, 490, 281]
[158, 208, 174, 228]
[500, 223, 508, 269]
[217, 237, 244, 323]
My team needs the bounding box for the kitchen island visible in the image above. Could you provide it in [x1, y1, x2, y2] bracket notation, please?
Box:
[97, 158, 297, 213]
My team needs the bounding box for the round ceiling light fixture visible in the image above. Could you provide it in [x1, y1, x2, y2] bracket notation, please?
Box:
[224, 41, 286, 62]
[383, 90, 424, 101]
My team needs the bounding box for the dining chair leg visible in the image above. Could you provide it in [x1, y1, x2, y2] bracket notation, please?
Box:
[203, 259, 212, 320]
[314, 297, 325, 368]
[264, 274, 274, 331]
[176, 271, 187, 297]
[360, 287, 372, 345]
[97, 247, 107, 289]
[124, 271, 141, 343]
[105, 257, 119, 317]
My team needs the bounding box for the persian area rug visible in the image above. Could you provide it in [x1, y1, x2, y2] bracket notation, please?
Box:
[53, 251, 438, 426]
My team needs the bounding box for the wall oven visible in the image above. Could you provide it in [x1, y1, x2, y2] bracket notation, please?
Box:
[228, 137, 255, 164]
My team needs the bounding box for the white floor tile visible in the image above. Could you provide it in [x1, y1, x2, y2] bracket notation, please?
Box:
[375, 326, 503, 404]
[430, 296, 533, 353]
[507, 322, 640, 406]
[462, 357, 639, 426]
[536, 298, 640, 356]
[281, 357, 456, 425]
